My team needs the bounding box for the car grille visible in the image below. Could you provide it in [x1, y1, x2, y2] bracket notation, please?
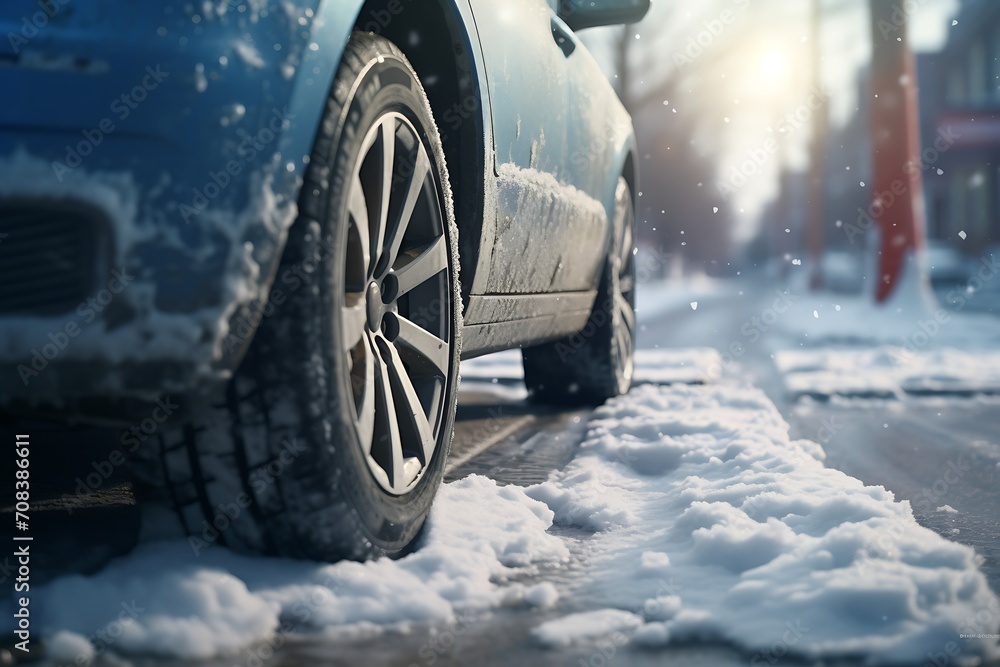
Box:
[0, 201, 108, 316]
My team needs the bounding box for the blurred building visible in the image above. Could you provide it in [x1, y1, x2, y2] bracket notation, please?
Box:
[916, 0, 1000, 256]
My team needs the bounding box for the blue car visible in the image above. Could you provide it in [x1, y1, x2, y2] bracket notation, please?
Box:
[0, 0, 647, 560]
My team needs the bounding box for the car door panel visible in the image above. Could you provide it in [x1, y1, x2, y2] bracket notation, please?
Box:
[467, 0, 609, 296]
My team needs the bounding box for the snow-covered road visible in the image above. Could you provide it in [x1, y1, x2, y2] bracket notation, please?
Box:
[5, 277, 1000, 667]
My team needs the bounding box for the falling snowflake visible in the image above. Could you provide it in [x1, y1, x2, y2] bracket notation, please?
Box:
[690, 302, 699, 311]
[958, 230, 967, 240]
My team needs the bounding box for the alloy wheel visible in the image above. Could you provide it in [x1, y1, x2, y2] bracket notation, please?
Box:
[341, 112, 452, 496]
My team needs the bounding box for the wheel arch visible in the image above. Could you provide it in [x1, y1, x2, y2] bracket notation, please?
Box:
[226, 0, 491, 375]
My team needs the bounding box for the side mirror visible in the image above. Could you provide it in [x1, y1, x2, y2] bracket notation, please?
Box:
[559, 0, 651, 31]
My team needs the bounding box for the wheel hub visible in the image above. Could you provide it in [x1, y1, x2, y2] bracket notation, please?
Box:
[366, 281, 385, 332]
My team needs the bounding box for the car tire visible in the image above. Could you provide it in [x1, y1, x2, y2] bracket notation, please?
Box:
[130, 32, 461, 562]
[521, 177, 636, 406]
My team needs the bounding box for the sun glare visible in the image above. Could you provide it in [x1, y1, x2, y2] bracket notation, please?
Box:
[760, 49, 791, 83]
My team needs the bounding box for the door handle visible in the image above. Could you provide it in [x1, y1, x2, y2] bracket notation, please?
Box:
[551, 16, 577, 57]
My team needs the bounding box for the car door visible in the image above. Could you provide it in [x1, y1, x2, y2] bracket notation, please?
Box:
[467, 0, 608, 296]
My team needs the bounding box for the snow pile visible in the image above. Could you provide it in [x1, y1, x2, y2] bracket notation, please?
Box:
[776, 346, 1000, 398]
[525, 383, 1000, 664]
[30, 476, 567, 663]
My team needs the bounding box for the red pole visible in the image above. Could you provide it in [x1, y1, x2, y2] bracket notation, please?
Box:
[869, 0, 926, 303]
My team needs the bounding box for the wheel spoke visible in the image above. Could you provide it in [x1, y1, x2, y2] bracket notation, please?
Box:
[372, 337, 407, 491]
[342, 293, 367, 352]
[382, 143, 430, 274]
[616, 324, 631, 361]
[396, 315, 449, 376]
[619, 215, 634, 265]
[373, 116, 397, 270]
[616, 291, 635, 333]
[354, 334, 376, 454]
[394, 235, 448, 296]
[348, 175, 372, 278]
[381, 337, 437, 466]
